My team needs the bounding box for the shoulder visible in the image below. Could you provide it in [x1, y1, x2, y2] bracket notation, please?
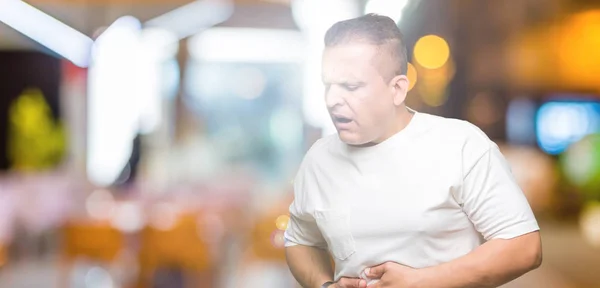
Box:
[423, 113, 495, 151]
[302, 133, 340, 164]
[290, 135, 339, 216]
[418, 113, 496, 173]
[293, 133, 343, 189]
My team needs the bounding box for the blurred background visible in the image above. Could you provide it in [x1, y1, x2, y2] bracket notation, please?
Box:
[0, 0, 599, 287]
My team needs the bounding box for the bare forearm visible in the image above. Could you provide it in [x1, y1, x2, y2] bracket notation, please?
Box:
[286, 245, 334, 288]
[416, 232, 542, 288]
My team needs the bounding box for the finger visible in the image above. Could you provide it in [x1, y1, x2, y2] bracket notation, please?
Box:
[337, 277, 367, 288]
[367, 263, 387, 279]
[366, 281, 381, 288]
[335, 278, 350, 288]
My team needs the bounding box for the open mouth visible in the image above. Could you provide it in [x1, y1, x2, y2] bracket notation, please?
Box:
[334, 116, 352, 124]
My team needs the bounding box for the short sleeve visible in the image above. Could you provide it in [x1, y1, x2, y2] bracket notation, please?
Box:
[459, 144, 540, 241]
[284, 145, 328, 249]
[284, 212, 327, 248]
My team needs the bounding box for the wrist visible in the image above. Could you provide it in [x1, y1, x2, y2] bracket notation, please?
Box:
[411, 267, 431, 288]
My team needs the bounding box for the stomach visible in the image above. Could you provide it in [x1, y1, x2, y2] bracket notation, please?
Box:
[332, 209, 483, 280]
[333, 230, 482, 281]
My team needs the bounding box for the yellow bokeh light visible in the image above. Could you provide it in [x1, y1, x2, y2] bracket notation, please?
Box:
[558, 10, 600, 90]
[406, 62, 417, 91]
[418, 84, 448, 107]
[509, 9, 600, 92]
[414, 35, 450, 70]
[275, 214, 290, 231]
[415, 58, 454, 107]
[580, 201, 600, 248]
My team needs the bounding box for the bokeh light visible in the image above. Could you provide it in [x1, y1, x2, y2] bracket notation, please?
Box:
[413, 35, 450, 70]
[536, 101, 600, 155]
[85, 189, 115, 220]
[580, 202, 600, 248]
[149, 202, 179, 231]
[558, 10, 600, 90]
[110, 201, 144, 233]
[561, 134, 600, 199]
[84, 266, 115, 288]
[499, 144, 558, 213]
[418, 85, 447, 107]
[506, 98, 537, 145]
[406, 62, 417, 92]
[416, 58, 455, 107]
[467, 92, 501, 127]
[270, 229, 285, 248]
[508, 9, 600, 92]
[275, 215, 290, 231]
[269, 108, 303, 153]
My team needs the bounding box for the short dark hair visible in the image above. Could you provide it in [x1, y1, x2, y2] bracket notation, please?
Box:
[324, 13, 408, 79]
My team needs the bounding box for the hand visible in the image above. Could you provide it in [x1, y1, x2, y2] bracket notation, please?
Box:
[365, 262, 421, 288]
[328, 277, 368, 288]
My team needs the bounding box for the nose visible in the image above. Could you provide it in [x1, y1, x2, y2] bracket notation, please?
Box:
[325, 86, 345, 109]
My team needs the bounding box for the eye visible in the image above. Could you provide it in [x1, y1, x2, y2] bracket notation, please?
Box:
[341, 84, 360, 91]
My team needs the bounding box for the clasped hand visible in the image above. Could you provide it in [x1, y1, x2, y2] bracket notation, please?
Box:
[329, 262, 421, 288]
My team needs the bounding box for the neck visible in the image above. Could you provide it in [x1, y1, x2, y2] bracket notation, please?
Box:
[393, 105, 415, 134]
[358, 106, 415, 147]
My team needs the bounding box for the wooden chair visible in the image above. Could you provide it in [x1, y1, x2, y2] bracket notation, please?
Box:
[248, 210, 288, 262]
[59, 221, 125, 287]
[137, 213, 215, 288]
[233, 201, 295, 287]
[0, 242, 6, 268]
[239, 196, 335, 287]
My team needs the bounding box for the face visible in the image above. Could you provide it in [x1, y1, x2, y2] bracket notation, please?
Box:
[322, 43, 409, 146]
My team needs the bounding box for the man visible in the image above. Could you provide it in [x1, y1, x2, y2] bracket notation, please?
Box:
[284, 14, 542, 288]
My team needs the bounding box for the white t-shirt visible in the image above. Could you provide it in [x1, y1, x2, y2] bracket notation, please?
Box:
[284, 110, 539, 283]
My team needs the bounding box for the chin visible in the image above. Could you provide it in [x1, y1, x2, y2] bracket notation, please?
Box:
[338, 131, 368, 146]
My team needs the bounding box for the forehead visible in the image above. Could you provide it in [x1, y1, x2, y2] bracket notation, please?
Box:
[322, 43, 381, 82]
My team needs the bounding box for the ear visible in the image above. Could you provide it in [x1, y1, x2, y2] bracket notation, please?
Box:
[389, 74, 409, 106]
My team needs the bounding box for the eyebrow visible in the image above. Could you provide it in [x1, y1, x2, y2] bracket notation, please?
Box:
[322, 79, 366, 86]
